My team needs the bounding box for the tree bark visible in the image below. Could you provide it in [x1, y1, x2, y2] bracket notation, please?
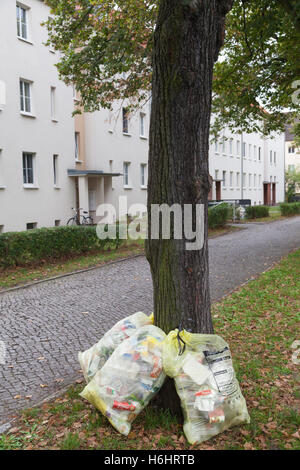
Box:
[146, 0, 233, 334]
[146, 0, 233, 415]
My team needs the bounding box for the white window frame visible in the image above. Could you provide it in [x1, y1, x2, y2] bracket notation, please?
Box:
[53, 154, 59, 187]
[123, 162, 131, 188]
[75, 132, 80, 161]
[50, 86, 57, 121]
[242, 142, 246, 158]
[139, 113, 146, 138]
[20, 79, 33, 115]
[236, 172, 240, 188]
[23, 152, 37, 187]
[230, 171, 233, 188]
[140, 163, 147, 188]
[229, 138, 233, 156]
[16, 3, 28, 41]
[258, 146, 261, 161]
[222, 170, 226, 187]
[236, 140, 240, 157]
[122, 108, 130, 135]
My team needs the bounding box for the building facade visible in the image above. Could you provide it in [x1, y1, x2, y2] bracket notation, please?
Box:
[0, 0, 286, 233]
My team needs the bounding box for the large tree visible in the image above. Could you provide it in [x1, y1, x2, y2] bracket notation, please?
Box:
[46, 0, 233, 341]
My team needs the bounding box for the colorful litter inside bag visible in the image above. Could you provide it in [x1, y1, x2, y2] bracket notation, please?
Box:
[80, 324, 166, 436]
[78, 312, 153, 383]
[163, 329, 250, 445]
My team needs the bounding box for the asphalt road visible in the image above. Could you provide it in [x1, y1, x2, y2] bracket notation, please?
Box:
[1, 216, 300, 426]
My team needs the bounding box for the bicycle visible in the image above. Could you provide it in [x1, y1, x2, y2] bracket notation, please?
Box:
[67, 208, 94, 226]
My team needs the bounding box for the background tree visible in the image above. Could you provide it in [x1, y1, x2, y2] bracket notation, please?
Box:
[285, 170, 300, 201]
[211, 0, 300, 138]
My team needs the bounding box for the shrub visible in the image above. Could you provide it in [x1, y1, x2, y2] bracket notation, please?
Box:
[245, 205, 269, 219]
[208, 203, 228, 229]
[280, 202, 300, 216]
[0, 225, 122, 268]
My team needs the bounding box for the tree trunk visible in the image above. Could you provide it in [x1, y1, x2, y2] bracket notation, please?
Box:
[146, 0, 233, 414]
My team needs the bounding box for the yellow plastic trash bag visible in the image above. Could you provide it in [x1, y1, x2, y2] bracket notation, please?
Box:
[162, 329, 250, 445]
[80, 324, 166, 436]
[78, 312, 153, 383]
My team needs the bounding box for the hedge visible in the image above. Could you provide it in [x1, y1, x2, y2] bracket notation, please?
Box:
[245, 205, 269, 219]
[280, 202, 300, 216]
[208, 203, 228, 229]
[0, 225, 122, 268]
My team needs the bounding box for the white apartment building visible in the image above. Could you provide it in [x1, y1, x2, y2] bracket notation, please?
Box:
[209, 128, 285, 206]
[0, 0, 286, 233]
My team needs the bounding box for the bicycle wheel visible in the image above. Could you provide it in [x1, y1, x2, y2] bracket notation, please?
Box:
[67, 217, 77, 226]
[82, 216, 94, 226]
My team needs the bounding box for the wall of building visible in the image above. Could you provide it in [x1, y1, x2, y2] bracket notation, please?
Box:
[0, 0, 76, 232]
[0, 0, 286, 234]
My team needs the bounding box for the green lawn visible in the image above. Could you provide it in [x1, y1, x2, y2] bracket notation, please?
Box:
[1, 249, 299, 450]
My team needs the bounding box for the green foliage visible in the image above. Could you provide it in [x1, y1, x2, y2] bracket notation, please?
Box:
[212, 0, 300, 139]
[0, 226, 121, 268]
[208, 203, 228, 229]
[280, 202, 300, 216]
[245, 205, 269, 219]
[285, 170, 300, 201]
[45, 0, 157, 112]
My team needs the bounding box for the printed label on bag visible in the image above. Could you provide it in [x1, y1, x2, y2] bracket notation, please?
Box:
[203, 346, 237, 396]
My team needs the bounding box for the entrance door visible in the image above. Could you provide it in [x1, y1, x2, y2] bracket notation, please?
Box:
[272, 183, 276, 205]
[263, 183, 269, 205]
[216, 181, 221, 201]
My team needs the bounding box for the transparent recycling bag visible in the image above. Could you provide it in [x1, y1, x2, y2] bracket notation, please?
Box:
[80, 325, 166, 436]
[163, 330, 250, 445]
[78, 312, 153, 383]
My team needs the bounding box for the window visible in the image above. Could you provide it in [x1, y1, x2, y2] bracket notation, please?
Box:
[243, 172, 246, 188]
[248, 144, 252, 159]
[26, 222, 37, 230]
[288, 164, 295, 172]
[254, 174, 257, 188]
[140, 164, 147, 187]
[140, 113, 146, 137]
[242, 142, 246, 158]
[259, 175, 262, 186]
[20, 79, 31, 113]
[55, 220, 60, 227]
[75, 132, 80, 161]
[254, 146, 257, 160]
[123, 162, 130, 187]
[230, 171, 233, 187]
[274, 151, 276, 164]
[258, 147, 261, 161]
[222, 140, 226, 154]
[270, 150, 273, 163]
[16, 4, 28, 40]
[50, 86, 56, 120]
[288, 146, 295, 153]
[0, 226, 4, 233]
[236, 140, 240, 156]
[53, 154, 58, 186]
[236, 172, 240, 187]
[222, 171, 226, 187]
[249, 173, 252, 188]
[122, 108, 129, 134]
[23, 152, 34, 184]
[229, 139, 233, 155]
[109, 160, 114, 189]
[215, 169, 219, 180]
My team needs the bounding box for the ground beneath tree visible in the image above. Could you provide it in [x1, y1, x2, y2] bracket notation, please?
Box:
[0, 216, 300, 426]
